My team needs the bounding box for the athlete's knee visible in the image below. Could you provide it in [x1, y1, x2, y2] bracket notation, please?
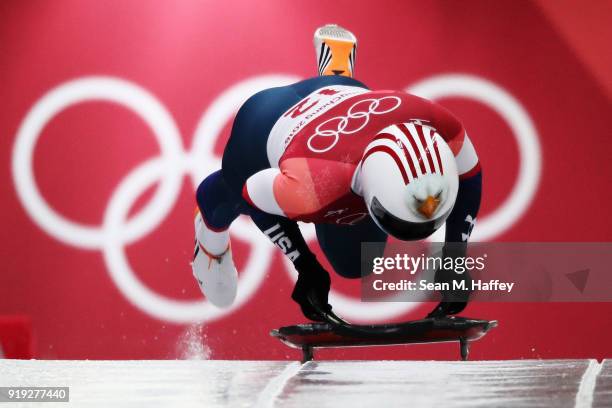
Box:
[196, 170, 241, 230]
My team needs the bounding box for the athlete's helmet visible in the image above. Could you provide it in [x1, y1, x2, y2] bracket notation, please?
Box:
[358, 122, 459, 240]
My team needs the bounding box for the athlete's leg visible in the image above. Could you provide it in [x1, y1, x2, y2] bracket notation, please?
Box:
[193, 83, 303, 307]
[194, 82, 300, 307]
[315, 217, 387, 279]
[194, 84, 299, 307]
[194, 169, 244, 252]
[191, 170, 245, 308]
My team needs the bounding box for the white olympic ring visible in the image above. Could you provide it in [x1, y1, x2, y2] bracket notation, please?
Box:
[307, 96, 401, 153]
[12, 73, 540, 324]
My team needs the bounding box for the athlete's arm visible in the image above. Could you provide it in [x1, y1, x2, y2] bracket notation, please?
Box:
[445, 169, 482, 244]
[247, 206, 314, 263]
[426, 100, 482, 317]
[242, 157, 350, 320]
[245, 201, 332, 321]
[441, 129, 482, 245]
[430, 146, 481, 316]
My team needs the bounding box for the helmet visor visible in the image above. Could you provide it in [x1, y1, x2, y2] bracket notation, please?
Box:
[369, 196, 448, 241]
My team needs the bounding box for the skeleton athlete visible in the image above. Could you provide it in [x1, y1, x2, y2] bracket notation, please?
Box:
[191, 25, 482, 321]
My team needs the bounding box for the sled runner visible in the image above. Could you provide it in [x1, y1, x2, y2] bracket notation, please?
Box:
[271, 315, 497, 362]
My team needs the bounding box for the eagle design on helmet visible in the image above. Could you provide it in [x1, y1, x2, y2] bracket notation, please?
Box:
[360, 121, 459, 240]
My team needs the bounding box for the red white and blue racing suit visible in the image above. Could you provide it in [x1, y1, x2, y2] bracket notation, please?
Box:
[196, 76, 482, 279]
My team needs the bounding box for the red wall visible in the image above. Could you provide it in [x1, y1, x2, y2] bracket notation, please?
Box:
[1, 0, 611, 360]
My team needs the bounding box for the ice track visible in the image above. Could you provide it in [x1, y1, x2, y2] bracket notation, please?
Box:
[1, 359, 611, 407]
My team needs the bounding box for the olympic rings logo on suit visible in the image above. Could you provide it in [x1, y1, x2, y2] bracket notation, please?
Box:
[12, 74, 541, 324]
[307, 96, 402, 153]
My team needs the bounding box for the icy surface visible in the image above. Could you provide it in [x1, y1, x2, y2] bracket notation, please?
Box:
[594, 359, 612, 408]
[0, 360, 288, 408]
[0, 359, 608, 407]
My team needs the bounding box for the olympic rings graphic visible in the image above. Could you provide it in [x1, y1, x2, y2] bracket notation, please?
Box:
[12, 73, 540, 324]
[307, 96, 401, 153]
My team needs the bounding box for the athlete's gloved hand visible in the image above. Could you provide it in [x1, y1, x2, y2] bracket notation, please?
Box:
[427, 245, 472, 318]
[291, 254, 332, 322]
[427, 269, 472, 317]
